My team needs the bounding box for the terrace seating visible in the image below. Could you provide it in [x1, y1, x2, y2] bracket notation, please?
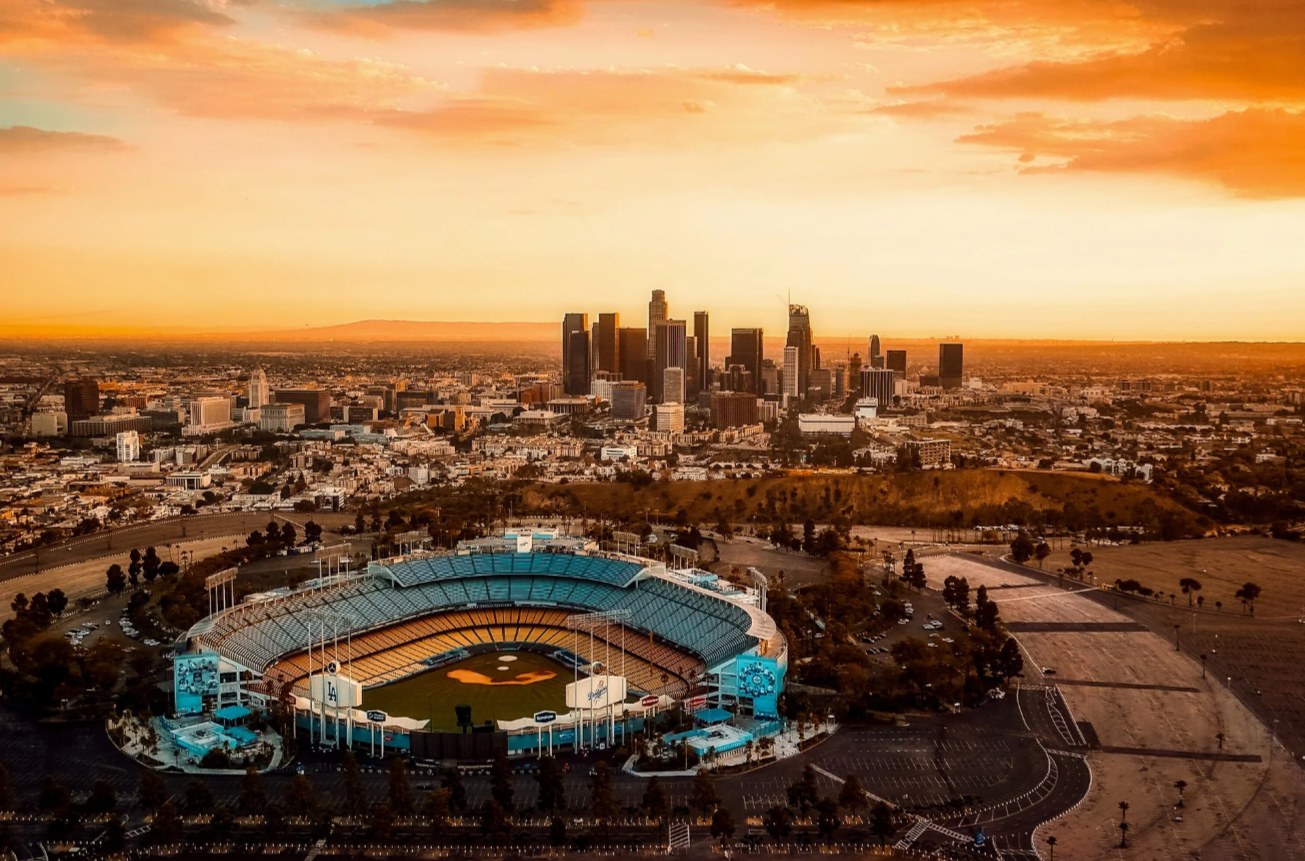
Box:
[194, 554, 761, 684]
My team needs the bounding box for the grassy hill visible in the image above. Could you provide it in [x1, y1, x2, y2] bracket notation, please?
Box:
[516, 470, 1209, 536]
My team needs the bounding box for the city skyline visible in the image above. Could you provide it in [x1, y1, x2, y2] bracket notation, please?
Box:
[4, 0, 1305, 340]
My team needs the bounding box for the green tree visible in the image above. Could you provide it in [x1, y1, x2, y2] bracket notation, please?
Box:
[711, 807, 736, 844]
[1035, 542, 1052, 569]
[387, 756, 413, 815]
[642, 775, 668, 823]
[1235, 582, 1262, 614]
[838, 774, 867, 815]
[284, 774, 317, 819]
[590, 760, 618, 828]
[1179, 578, 1203, 606]
[151, 801, 183, 844]
[869, 802, 895, 846]
[86, 780, 117, 815]
[238, 767, 267, 815]
[183, 778, 214, 813]
[423, 789, 451, 838]
[786, 765, 819, 815]
[341, 751, 368, 817]
[138, 770, 168, 813]
[1010, 532, 1035, 564]
[690, 769, 720, 817]
[489, 753, 514, 813]
[442, 767, 468, 812]
[536, 756, 565, 813]
[763, 805, 792, 840]
[815, 797, 840, 841]
[105, 563, 127, 595]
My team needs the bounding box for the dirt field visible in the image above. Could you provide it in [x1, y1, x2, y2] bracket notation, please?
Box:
[1044, 536, 1305, 620]
[922, 554, 1305, 860]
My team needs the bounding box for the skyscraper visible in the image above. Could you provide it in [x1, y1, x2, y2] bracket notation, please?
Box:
[861, 368, 896, 409]
[247, 366, 270, 408]
[939, 343, 964, 390]
[63, 379, 99, 423]
[617, 327, 647, 383]
[782, 345, 799, 406]
[596, 313, 620, 374]
[869, 334, 884, 369]
[848, 353, 863, 395]
[728, 328, 763, 394]
[886, 349, 907, 379]
[662, 366, 685, 405]
[692, 311, 710, 395]
[609, 382, 647, 421]
[562, 313, 590, 395]
[647, 290, 667, 359]
[786, 305, 813, 399]
[652, 319, 687, 403]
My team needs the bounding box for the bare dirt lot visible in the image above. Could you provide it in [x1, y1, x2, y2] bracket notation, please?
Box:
[923, 553, 1305, 860]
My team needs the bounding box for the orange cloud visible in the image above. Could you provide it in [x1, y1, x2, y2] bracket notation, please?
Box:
[902, 1, 1305, 102]
[0, 0, 231, 48]
[0, 125, 128, 152]
[304, 0, 585, 37]
[958, 108, 1305, 198]
[369, 65, 855, 147]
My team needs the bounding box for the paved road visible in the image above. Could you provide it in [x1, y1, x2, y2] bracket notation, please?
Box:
[0, 512, 355, 580]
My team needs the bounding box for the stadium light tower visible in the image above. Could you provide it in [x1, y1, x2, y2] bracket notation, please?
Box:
[566, 609, 632, 750]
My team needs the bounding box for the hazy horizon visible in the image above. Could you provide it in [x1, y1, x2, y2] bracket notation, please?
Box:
[4, 0, 1305, 340]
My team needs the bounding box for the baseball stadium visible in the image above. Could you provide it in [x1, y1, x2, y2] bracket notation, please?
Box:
[178, 531, 786, 757]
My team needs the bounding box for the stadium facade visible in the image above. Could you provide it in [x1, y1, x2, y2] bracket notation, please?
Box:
[179, 531, 787, 758]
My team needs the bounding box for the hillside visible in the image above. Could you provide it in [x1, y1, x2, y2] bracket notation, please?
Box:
[516, 470, 1209, 535]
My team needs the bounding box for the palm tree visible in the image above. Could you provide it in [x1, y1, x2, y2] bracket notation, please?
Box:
[1119, 820, 1130, 848]
[1216, 731, 1225, 751]
[1118, 800, 1129, 822]
[1174, 779, 1187, 807]
[1046, 835, 1057, 860]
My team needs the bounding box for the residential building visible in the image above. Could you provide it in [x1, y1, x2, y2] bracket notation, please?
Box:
[116, 430, 140, 463]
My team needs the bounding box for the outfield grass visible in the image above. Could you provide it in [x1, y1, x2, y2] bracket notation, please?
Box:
[361, 651, 572, 731]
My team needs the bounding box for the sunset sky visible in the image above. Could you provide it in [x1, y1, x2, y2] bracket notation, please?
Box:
[2, 0, 1303, 340]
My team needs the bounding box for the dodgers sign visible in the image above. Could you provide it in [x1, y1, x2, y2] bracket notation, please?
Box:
[533, 710, 558, 724]
[366, 710, 388, 724]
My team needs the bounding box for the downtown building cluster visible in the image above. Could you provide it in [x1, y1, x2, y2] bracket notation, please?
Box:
[561, 290, 966, 432]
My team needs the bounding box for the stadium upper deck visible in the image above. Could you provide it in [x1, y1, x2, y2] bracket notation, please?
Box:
[187, 550, 777, 683]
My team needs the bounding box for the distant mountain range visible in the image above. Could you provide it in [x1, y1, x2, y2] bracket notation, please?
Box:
[224, 319, 559, 342]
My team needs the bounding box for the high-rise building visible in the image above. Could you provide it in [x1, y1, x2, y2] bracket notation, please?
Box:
[654, 402, 684, 433]
[692, 311, 710, 395]
[728, 328, 763, 394]
[116, 430, 140, 463]
[786, 305, 813, 398]
[596, 313, 620, 374]
[760, 359, 779, 397]
[710, 391, 758, 429]
[939, 343, 964, 390]
[782, 345, 800, 406]
[662, 366, 685, 405]
[868, 335, 884, 369]
[886, 350, 907, 379]
[562, 313, 590, 396]
[652, 318, 687, 403]
[609, 382, 647, 421]
[861, 368, 896, 410]
[848, 353, 863, 395]
[617, 328, 647, 383]
[247, 367, 270, 408]
[63, 379, 100, 423]
[647, 290, 667, 358]
[273, 389, 331, 424]
[186, 396, 233, 430]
